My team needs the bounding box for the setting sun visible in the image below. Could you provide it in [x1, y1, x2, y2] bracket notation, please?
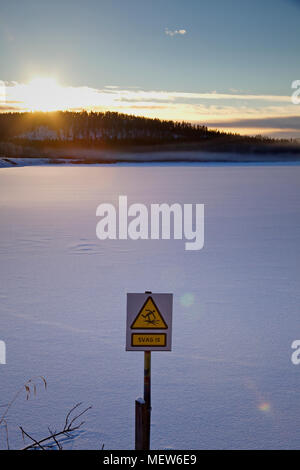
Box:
[21, 77, 64, 112]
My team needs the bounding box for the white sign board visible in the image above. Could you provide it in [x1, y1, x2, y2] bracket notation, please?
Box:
[126, 293, 173, 351]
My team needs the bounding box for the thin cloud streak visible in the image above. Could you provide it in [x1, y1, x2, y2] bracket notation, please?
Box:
[99, 87, 292, 104]
[208, 116, 300, 130]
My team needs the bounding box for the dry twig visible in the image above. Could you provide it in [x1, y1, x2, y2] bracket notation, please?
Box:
[21, 402, 92, 450]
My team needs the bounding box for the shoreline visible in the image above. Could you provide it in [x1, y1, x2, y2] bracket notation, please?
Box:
[1, 149, 300, 169]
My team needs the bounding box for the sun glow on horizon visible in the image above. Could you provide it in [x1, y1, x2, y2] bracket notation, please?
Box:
[21, 77, 66, 112]
[12, 77, 110, 112]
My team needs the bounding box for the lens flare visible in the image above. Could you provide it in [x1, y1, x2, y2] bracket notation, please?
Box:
[180, 293, 194, 308]
[258, 402, 271, 413]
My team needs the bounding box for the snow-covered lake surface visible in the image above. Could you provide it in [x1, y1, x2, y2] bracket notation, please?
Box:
[0, 162, 300, 450]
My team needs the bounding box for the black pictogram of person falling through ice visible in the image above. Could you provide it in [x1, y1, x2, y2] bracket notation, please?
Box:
[142, 308, 160, 326]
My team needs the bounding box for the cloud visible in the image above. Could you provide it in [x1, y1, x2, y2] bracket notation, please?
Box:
[112, 90, 291, 104]
[0, 104, 22, 112]
[208, 115, 300, 130]
[165, 28, 186, 37]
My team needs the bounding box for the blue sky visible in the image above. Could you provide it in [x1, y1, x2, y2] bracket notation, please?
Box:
[1, 0, 300, 137]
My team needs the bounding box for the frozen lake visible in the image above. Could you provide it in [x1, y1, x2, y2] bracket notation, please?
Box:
[0, 162, 300, 449]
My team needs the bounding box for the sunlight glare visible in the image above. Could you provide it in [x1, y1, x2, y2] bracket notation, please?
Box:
[23, 77, 66, 111]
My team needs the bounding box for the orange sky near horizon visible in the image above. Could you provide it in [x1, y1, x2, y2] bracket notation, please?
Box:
[1, 77, 300, 139]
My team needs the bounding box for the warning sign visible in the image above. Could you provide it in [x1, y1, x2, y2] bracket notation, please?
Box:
[131, 297, 167, 330]
[126, 293, 173, 351]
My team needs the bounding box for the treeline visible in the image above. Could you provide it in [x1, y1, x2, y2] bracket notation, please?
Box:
[0, 110, 281, 146]
[0, 111, 209, 144]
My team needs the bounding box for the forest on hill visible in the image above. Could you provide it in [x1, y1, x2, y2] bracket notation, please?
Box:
[0, 110, 276, 144]
[0, 111, 299, 157]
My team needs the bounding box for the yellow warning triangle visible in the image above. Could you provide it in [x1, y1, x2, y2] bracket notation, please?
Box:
[131, 296, 168, 329]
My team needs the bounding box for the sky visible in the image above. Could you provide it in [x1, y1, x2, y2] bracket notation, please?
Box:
[0, 0, 300, 138]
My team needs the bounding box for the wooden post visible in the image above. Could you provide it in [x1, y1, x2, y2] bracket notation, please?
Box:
[144, 350, 151, 450]
[135, 398, 147, 450]
[134, 353, 151, 450]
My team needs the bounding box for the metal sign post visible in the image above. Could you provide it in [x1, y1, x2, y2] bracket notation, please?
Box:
[126, 291, 173, 450]
[144, 350, 151, 450]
